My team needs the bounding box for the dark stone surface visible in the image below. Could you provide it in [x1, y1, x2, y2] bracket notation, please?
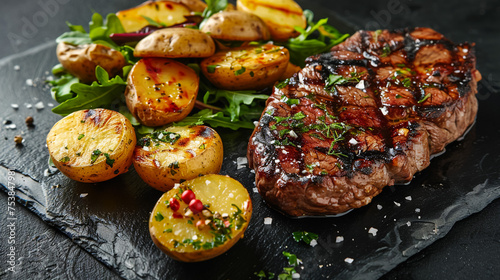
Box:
[0, 0, 499, 279]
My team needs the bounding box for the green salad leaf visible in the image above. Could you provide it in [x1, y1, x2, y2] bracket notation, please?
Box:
[52, 66, 127, 116]
[282, 10, 349, 67]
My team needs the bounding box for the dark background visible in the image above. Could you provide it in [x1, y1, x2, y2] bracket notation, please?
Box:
[1, 0, 499, 279]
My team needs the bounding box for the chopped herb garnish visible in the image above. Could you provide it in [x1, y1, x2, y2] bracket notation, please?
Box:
[292, 112, 306, 120]
[90, 149, 102, 164]
[77, 134, 85, 140]
[381, 43, 391, 57]
[103, 153, 115, 167]
[60, 156, 70, 163]
[250, 71, 255, 77]
[154, 212, 164, 222]
[75, 152, 81, 156]
[292, 231, 319, 245]
[164, 228, 173, 233]
[276, 79, 290, 89]
[206, 65, 218, 73]
[418, 93, 431, 103]
[402, 77, 412, 88]
[234, 66, 246, 76]
[396, 94, 403, 99]
[199, 143, 206, 149]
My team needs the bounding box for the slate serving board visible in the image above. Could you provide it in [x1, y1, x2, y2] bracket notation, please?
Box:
[1, 2, 500, 280]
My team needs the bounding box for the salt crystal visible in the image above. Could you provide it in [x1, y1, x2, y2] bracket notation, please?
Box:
[11, 104, 19, 109]
[35, 101, 44, 110]
[5, 124, 16, 129]
[253, 121, 259, 127]
[336, 236, 344, 243]
[263, 217, 272, 225]
[236, 157, 248, 169]
[205, 180, 211, 185]
[26, 79, 33, 86]
[80, 193, 88, 198]
[380, 107, 389, 115]
[292, 273, 300, 279]
[142, 146, 150, 151]
[48, 103, 54, 107]
[377, 204, 383, 210]
[415, 208, 421, 213]
[228, 193, 234, 198]
[253, 187, 258, 193]
[14, 65, 20, 71]
[407, 221, 412, 227]
[394, 201, 401, 207]
[355, 80, 366, 90]
[349, 138, 358, 145]
[43, 169, 50, 177]
[405, 196, 412, 201]
[289, 130, 298, 138]
[310, 239, 318, 247]
[344, 257, 354, 264]
[368, 227, 378, 236]
[26, 104, 32, 109]
[157, 133, 164, 139]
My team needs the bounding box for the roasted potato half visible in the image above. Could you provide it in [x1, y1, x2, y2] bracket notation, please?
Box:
[46, 109, 136, 183]
[170, 0, 207, 12]
[200, 44, 289, 90]
[201, 10, 271, 41]
[237, 0, 307, 41]
[133, 126, 223, 192]
[149, 174, 252, 262]
[134, 28, 216, 58]
[125, 58, 199, 127]
[56, 42, 126, 84]
[116, 0, 191, 33]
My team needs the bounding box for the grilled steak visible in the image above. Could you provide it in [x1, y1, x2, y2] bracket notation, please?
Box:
[247, 28, 481, 217]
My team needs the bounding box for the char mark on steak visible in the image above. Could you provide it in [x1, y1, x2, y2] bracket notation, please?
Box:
[247, 27, 481, 217]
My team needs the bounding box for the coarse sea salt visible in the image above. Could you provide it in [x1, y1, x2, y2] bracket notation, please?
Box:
[263, 217, 272, 225]
[336, 236, 344, 243]
[405, 196, 412, 201]
[368, 227, 378, 236]
[35, 101, 44, 110]
[377, 204, 383, 210]
[344, 257, 354, 264]
[310, 239, 318, 247]
[13, 65, 20, 71]
[80, 193, 88, 198]
[11, 104, 19, 109]
[394, 201, 401, 207]
[26, 79, 33, 86]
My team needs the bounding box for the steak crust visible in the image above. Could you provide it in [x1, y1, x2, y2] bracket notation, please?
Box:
[247, 28, 481, 216]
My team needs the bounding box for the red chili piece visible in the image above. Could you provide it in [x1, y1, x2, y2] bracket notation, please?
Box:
[169, 198, 180, 212]
[181, 189, 196, 204]
[189, 199, 204, 214]
[172, 212, 183, 219]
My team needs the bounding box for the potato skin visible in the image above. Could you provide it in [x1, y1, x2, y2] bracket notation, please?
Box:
[134, 28, 216, 58]
[46, 109, 136, 183]
[133, 126, 223, 192]
[201, 10, 270, 41]
[56, 42, 126, 84]
[237, 0, 307, 41]
[149, 174, 252, 262]
[200, 44, 289, 90]
[125, 58, 199, 127]
[169, 0, 207, 12]
[116, 0, 191, 33]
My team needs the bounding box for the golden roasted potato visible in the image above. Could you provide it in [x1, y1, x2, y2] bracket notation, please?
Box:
[149, 174, 252, 262]
[56, 42, 126, 84]
[280, 62, 301, 80]
[170, 0, 207, 12]
[200, 44, 289, 90]
[46, 109, 136, 183]
[133, 126, 223, 192]
[236, 0, 307, 41]
[201, 10, 270, 41]
[125, 58, 199, 126]
[116, 0, 191, 33]
[134, 28, 216, 58]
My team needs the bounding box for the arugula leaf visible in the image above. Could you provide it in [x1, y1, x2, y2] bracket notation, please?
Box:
[203, 88, 268, 122]
[281, 10, 349, 67]
[292, 231, 319, 245]
[173, 109, 255, 130]
[56, 31, 91, 45]
[52, 66, 127, 116]
[66, 22, 86, 33]
[50, 74, 79, 103]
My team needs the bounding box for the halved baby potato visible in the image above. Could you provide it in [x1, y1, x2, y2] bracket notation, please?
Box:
[125, 58, 199, 127]
[236, 0, 307, 41]
[149, 174, 252, 262]
[201, 10, 271, 41]
[134, 28, 216, 58]
[200, 44, 289, 90]
[116, 0, 191, 33]
[133, 125, 223, 192]
[56, 42, 126, 84]
[46, 109, 136, 183]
